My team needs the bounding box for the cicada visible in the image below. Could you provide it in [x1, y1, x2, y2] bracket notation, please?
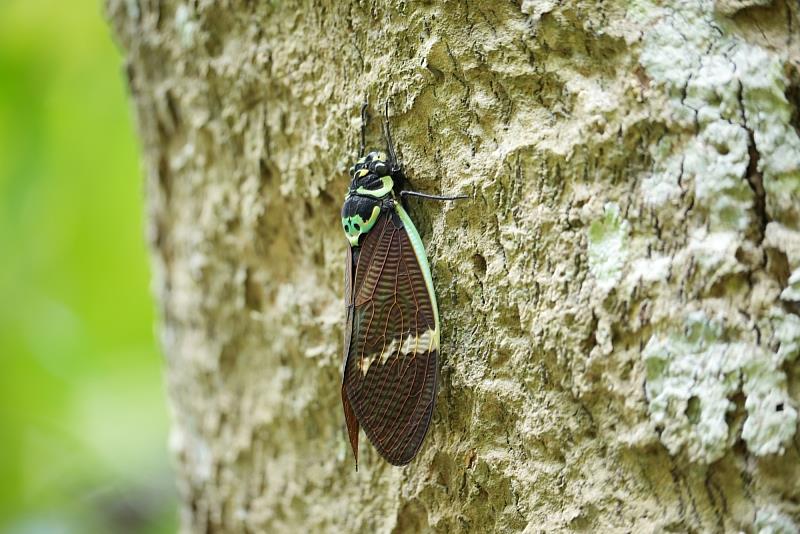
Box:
[340, 103, 465, 467]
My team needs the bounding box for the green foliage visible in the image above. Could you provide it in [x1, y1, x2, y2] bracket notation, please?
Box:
[0, 1, 176, 532]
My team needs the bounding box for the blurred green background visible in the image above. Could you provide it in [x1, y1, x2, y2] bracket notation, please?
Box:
[0, 1, 176, 533]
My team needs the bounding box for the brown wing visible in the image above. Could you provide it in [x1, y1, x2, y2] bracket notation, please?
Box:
[342, 243, 361, 468]
[342, 209, 438, 466]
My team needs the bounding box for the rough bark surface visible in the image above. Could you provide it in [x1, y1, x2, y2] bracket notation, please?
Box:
[108, 0, 800, 531]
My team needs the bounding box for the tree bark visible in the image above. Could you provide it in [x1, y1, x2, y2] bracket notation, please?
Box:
[108, 0, 800, 531]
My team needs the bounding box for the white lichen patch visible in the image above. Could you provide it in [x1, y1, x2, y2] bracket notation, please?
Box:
[175, 4, 199, 48]
[754, 507, 800, 534]
[733, 45, 800, 225]
[520, 0, 556, 20]
[685, 229, 745, 289]
[634, 0, 800, 465]
[684, 120, 752, 231]
[771, 309, 800, 362]
[780, 268, 800, 302]
[629, 255, 671, 286]
[637, 0, 800, 260]
[684, 54, 741, 127]
[741, 308, 800, 457]
[644, 312, 740, 463]
[641, 139, 683, 207]
[741, 365, 797, 456]
[644, 311, 797, 463]
[587, 202, 629, 293]
[637, 9, 708, 94]
[619, 254, 672, 302]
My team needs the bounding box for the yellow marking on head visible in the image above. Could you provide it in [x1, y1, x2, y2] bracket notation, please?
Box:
[356, 168, 369, 178]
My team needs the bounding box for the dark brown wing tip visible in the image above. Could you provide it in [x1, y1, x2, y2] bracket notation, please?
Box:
[386, 455, 415, 467]
[376, 427, 430, 467]
[369, 387, 436, 467]
[342, 383, 360, 469]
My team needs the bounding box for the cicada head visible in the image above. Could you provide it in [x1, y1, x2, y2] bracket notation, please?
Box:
[341, 151, 404, 247]
[347, 150, 398, 199]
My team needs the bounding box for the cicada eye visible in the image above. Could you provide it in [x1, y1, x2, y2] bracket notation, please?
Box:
[372, 161, 388, 176]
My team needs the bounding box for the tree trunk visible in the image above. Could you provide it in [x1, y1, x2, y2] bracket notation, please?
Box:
[108, 0, 800, 531]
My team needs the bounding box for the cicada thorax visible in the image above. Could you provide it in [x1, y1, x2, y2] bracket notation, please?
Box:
[341, 150, 400, 247]
[341, 196, 381, 247]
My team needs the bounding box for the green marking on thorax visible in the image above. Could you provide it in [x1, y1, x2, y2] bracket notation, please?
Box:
[356, 176, 394, 198]
[394, 203, 441, 342]
[342, 205, 381, 246]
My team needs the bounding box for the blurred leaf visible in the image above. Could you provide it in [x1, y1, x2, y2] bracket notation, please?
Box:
[0, 1, 176, 532]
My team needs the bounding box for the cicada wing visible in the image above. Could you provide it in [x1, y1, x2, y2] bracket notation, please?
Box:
[342, 244, 360, 467]
[343, 207, 440, 465]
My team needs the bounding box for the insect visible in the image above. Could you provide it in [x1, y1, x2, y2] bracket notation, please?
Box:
[341, 102, 466, 468]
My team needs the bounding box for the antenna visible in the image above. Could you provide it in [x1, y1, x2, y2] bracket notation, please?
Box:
[382, 100, 398, 166]
[359, 101, 368, 158]
[400, 190, 469, 202]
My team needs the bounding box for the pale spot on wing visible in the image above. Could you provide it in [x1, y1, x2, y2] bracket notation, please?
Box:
[360, 329, 439, 376]
[359, 354, 374, 376]
[379, 337, 400, 366]
[401, 329, 437, 355]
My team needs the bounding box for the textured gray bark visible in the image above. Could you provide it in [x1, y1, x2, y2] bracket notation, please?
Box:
[108, 0, 800, 532]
